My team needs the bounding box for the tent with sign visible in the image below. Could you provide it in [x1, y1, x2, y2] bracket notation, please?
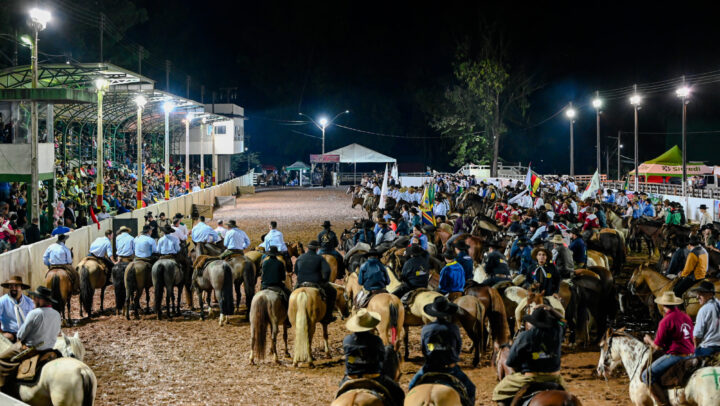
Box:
[629, 145, 713, 183]
[323, 143, 397, 185]
[286, 161, 310, 186]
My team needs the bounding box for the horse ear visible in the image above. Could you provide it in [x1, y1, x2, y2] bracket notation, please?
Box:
[616, 327, 626, 333]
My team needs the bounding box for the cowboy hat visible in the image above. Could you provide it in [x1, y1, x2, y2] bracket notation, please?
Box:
[699, 204, 708, 210]
[524, 307, 559, 330]
[57, 234, 68, 242]
[688, 236, 702, 246]
[321, 220, 332, 228]
[424, 296, 459, 318]
[544, 203, 553, 211]
[442, 250, 456, 260]
[655, 291, 684, 306]
[307, 240, 321, 249]
[487, 239, 503, 249]
[227, 220, 237, 228]
[548, 234, 565, 245]
[531, 246, 551, 261]
[27, 286, 58, 304]
[691, 281, 716, 295]
[162, 224, 175, 235]
[1, 276, 30, 290]
[364, 249, 381, 257]
[346, 309, 381, 332]
[267, 246, 281, 256]
[117, 226, 132, 234]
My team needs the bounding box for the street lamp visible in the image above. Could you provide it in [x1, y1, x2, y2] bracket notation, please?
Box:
[200, 117, 207, 189]
[592, 91, 602, 173]
[94, 77, 109, 209]
[184, 113, 193, 193]
[27, 7, 51, 221]
[676, 82, 690, 196]
[163, 101, 174, 200]
[245, 146, 250, 172]
[133, 95, 147, 209]
[299, 110, 349, 154]
[629, 85, 641, 192]
[565, 102, 576, 176]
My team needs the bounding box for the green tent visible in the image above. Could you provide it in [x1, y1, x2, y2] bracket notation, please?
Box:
[629, 145, 712, 179]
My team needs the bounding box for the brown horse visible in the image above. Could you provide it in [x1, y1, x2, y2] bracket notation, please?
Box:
[249, 289, 289, 364]
[332, 345, 402, 406]
[511, 385, 584, 406]
[453, 295, 485, 367]
[225, 255, 257, 310]
[402, 290, 443, 360]
[77, 257, 109, 318]
[124, 259, 153, 320]
[322, 254, 339, 282]
[344, 272, 363, 310]
[464, 284, 511, 350]
[288, 287, 329, 367]
[367, 293, 405, 351]
[405, 378, 463, 406]
[45, 266, 75, 322]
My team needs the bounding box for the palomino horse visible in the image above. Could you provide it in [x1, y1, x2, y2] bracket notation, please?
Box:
[249, 289, 289, 364]
[151, 258, 185, 319]
[598, 328, 720, 405]
[453, 295, 486, 367]
[344, 272, 363, 310]
[0, 333, 97, 405]
[367, 293, 405, 351]
[331, 345, 402, 406]
[77, 257, 109, 318]
[124, 259, 153, 320]
[628, 263, 720, 320]
[322, 254, 339, 282]
[45, 267, 74, 322]
[404, 375, 464, 406]
[288, 287, 329, 367]
[586, 249, 610, 269]
[192, 260, 235, 325]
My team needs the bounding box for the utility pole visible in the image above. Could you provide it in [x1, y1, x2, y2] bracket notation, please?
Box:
[617, 131, 622, 181]
[165, 60, 171, 92]
[99, 13, 104, 62]
[138, 45, 143, 74]
[13, 29, 18, 66]
[186, 75, 191, 99]
[595, 90, 601, 173]
[201, 85, 205, 104]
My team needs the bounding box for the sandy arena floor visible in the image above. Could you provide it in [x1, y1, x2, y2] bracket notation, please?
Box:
[61, 188, 632, 405]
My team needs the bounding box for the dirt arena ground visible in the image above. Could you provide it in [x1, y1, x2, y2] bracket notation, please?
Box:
[61, 188, 633, 405]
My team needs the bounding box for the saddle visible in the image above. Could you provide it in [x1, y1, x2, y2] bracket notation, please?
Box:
[413, 372, 471, 406]
[264, 286, 289, 305]
[159, 254, 177, 261]
[401, 288, 430, 307]
[355, 289, 388, 309]
[16, 349, 62, 384]
[192, 254, 220, 270]
[83, 256, 107, 272]
[510, 381, 567, 406]
[336, 378, 392, 405]
[298, 282, 327, 301]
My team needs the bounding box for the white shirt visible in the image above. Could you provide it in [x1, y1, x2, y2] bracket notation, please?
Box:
[172, 223, 188, 241]
[215, 226, 228, 239]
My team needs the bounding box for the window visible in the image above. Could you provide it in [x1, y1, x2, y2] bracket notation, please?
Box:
[215, 125, 226, 135]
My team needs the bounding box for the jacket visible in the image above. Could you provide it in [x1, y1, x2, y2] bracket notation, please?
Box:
[568, 238, 586, 265]
[531, 263, 559, 295]
[318, 229, 339, 250]
[506, 323, 564, 373]
[261, 256, 286, 289]
[294, 250, 331, 285]
[438, 261, 465, 294]
[553, 245, 574, 277]
[343, 331, 385, 376]
[681, 246, 709, 279]
[484, 250, 510, 277]
[401, 254, 430, 288]
[456, 251, 474, 281]
[354, 229, 375, 246]
[421, 319, 462, 368]
[358, 258, 390, 291]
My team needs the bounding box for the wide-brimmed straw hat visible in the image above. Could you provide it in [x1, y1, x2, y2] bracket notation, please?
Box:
[346, 309, 381, 332]
[691, 281, 716, 294]
[27, 286, 58, 304]
[655, 291, 684, 306]
[117, 226, 132, 234]
[531, 247, 551, 261]
[1, 276, 30, 290]
[547, 234, 565, 245]
[423, 296, 459, 318]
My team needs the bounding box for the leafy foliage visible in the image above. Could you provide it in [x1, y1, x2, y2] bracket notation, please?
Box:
[231, 151, 261, 174]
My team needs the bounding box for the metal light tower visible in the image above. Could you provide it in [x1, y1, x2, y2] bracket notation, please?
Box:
[94, 78, 109, 209]
[592, 91, 602, 173]
[211, 123, 217, 186]
[676, 80, 690, 196]
[184, 113, 192, 193]
[163, 101, 174, 200]
[630, 85, 641, 192]
[565, 103, 576, 176]
[134, 95, 147, 209]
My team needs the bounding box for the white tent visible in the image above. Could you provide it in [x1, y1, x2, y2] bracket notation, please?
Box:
[325, 143, 397, 164]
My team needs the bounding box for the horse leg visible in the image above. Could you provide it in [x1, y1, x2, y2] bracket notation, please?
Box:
[283, 323, 290, 358]
[175, 284, 183, 316]
[243, 264, 255, 309]
[145, 286, 151, 314]
[322, 323, 330, 358]
[234, 279, 242, 312]
[198, 288, 205, 320]
[100, 285, 106, 314]
[271, 319, 279, 363]
[166, 281, 173, 319]
[404, 325, 410, 360]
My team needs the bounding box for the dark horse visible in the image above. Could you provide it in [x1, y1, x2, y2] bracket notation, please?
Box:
[564, 274, 619, 345]
[586, 231, 626, 273]
[628, 218, 663, 257]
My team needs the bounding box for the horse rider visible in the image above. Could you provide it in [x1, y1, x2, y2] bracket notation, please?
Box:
[699, 204, 713, 227]
[294, 240, 336, 324]
[665, 235, 689, 276]
[392, 244, 430, 299]
[0, 286, 61, 388]
[259, 221, 290, 272]
[411, 224, 428, 250]
[0, 276, 33, 342]
[568, 229, 586, 268]
[355, 249, 390, 308]
[641, 291, 694, 406]
[690, 282, 720, 357]
[157, 224, 181, 256]
[115, 226, 135, 262]
[453, 241, 474, 282]
[339, 309, 405, 405]
[134, 225, 158, 262]
[260, 246, 291, 304]
[510, 237, 534, 277]
[88, 229, 117, 277]
[528, 246, 559, 295]
[191, 216, 220, 253]
[318, 220, 345, 279]
[492, 307, 566, 405]
[352, 220, 375, 247]
[374, 220, 396, 253]
[673, 236, 708, 298]
[665, 203, 683, 225]
[42, 233, 78, 293]
[548, 234, 574, 279]
[218, 220, 251, 260]
[172, 213, 189, 242]
[480, 241, 511, 287]
[214, 220, 228, 242]
[408, 296, 476, 405]
[438, 250, 465, 301]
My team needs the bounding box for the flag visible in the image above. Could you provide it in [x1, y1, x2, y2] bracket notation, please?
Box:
[378, 164, 389, 209]
[421, 185, 436, 226]
[524, 165, 542, 197]
[391, 163, 398, 180]
[623, 177, 629, 191]
[581, 170, 601, 200]
[89, 206, 100, 230]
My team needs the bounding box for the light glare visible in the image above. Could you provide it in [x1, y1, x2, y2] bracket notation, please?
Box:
[319, 117, 329, 127]
[629, 94, 641, 106]
[676, 86, 691, 98]
[133, 95, 147, 108]
[592, 98, 602, 109]
[29, 8, 52, 29]
[163, 101, 175, 113]
[565, 108, 576, 119]
[94, 78, 109, 90]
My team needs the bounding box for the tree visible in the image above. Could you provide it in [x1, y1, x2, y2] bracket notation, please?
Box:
[231, 151, 261, 174]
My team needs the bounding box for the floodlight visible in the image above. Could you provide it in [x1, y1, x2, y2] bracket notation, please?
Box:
[319, 117, 328, 127]
[675, 86, 691, 98]
[592, 98, 602, 109]
[629, 94, 641, 106]
[163, 101, 175, 113]
[29, 8, 51, 30]
[565, 108, 576, 119]
[133, 95, 147, 108]
[94, 78, 109, 91]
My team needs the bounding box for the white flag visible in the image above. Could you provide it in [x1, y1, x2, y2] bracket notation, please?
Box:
[391, 163, 398, 180]
[379, 164, 389, 209]
[581, 170, 601, 200]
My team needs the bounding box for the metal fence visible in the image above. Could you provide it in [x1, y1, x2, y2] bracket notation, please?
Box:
[602, 181, 720, 199]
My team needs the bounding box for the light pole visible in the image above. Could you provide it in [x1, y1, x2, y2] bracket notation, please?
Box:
[565, 103, 576, 176]
[184, 113, 192, 193]
[200, 117, 206, 189]
[94, 78, 109, 209]
[299, 110, 350, 155]
[245, 147, 250, 172]
[211, 122, 217, 186]
[592, 91, 602, 173]
[27, 7, 51, 220]
[676, 81, 690, 196]
[134, 95, 147, 209]
[630, 85, 641, 192]
[163, 101, 174, 200]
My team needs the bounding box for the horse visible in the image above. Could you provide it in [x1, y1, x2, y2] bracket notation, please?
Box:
[344, 271, 363, 310]
[43, 267, 75, 324]
[123, 259, 153, 320]
[225, 255, 257, 310]
[597, 327, 720, 405]
[586, 231, 626, 273]
[367, 293, 405, 352]
[112, 261, 131, 316]
[249, 289, 289, 364]
[586, 249, 610, 269]
[453, 294, 486, 367]
[0, 333, 96, 405]
[77, 258, 108, 318]
[322, 254, 339, 282]
[464, 284, 511, 351]
[563, 274, 618, 345]
[192, 260, 235, 325]
[151, 258, 185, 319]
[331, 346, 402, 406]
[628, 218, 663, 257]
[288, 287, 329, 367]
[404, 377, 464, 406]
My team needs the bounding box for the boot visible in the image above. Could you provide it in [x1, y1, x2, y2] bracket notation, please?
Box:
[650, 383, 670, 406]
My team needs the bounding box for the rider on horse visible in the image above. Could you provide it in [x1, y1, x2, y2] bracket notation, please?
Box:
[492, 307, 566, 405]
[318, 220, 345, 279]
[0, 276, 33, 343]
[453, 241, 474, 282]
[219, 220, 251, 259]
[294, 240, 336, 324]
[691, 282, 720, 357]
[438, 251, 465, 300]
[88, 229, 117, 278]
[260, 246, 290, 303]
[673, 236, 708, 298]
[134, 225, 158, 262]
[481, 241, 511, 287]
[115, 226, 135, 262]
[191, 216, 220, 251]
[43, 234, 78, 293]
[355, 249, 389, 308]
[392, 244, 430, 299]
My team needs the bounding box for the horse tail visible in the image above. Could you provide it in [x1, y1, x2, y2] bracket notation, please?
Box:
[125, 264, 138, 307]
[79, 265, 93, 316]
[251, 294, 269, 361]
[50, 274, 64, 314]
[81, 367, 96, 406]
[152, 262, 165, 316]
[388, 302, 399, 345]
[112, 263, 127, 313]
[474, 299, 485, 348]
[219, 263, 234, 316]
[294, 291, 310, 363]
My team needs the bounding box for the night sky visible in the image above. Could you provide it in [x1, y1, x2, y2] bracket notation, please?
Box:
[8, 1, 720, 174]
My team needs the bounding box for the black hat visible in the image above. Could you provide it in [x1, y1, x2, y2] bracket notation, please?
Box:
[454, 241, 470, 251]
[322, 220, 332, 228]
[517, 237, 529, 247]
[443, 250, 456, 260]
[423, 296, 459, 318]
[365, 249, 381, 257]
[570, 227, 582, 237]
[307, 240, 320, 249]
[699, 204, 708, 210]
[228, 220, 237, 228]
[408, 244, 425, 257]
[523, 307, 559, 329]
[688, 236, 702, 246]
[28, 286, 58, 304]
[487, 239, 502, 249]
[691, 281, 716, 294]
[162, 224, 175, 235]
[267, 246, 281, 256]
[57, 234, 68, 242]
[529, 220, 539, 228]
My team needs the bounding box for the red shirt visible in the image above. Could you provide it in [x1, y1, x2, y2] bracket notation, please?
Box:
[655, 307, 694, 355]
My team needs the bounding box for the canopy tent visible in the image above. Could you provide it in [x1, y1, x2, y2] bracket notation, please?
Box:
[286, 161, 310, 186]
[324, 143, 396, 164]
[629, 145, 713, 183]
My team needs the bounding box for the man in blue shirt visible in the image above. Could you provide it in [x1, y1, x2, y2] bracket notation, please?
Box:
[157, 225, 181, 255]
[88, 229, 117, 274]
[411, 225, 428, 250]
[134, 225, 157, 260]
[51, 222, 71, 236]
[438, 251, 465, 297]
[220, 220, 251, 259]
[43, 234, 78, 292]
[568, 229, 587, 268]
[115, 226, 135, 260]
[356, 249, 390, 308]
[453, 241, 474, 281]
[259, 221, 287, 252]
[191, 216, 220, 244]
[0, 276, 34, 342]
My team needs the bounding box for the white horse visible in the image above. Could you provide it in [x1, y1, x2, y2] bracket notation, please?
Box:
[0, 332, 96, 405]
[597, 329, 720, 406]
